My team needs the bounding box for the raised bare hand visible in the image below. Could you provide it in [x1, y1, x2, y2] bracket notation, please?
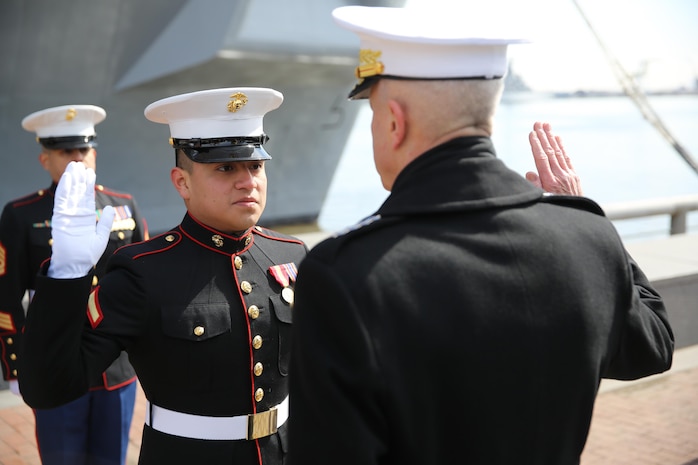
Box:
[526, 121, 583, 196]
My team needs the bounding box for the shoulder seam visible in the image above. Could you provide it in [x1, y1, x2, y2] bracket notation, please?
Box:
[253, 227, 305, 245]
[118, 231, 182, 260]
[11, 192, 48, 208]
[96, 186, 133, 199]
[539, 194, 605, 216]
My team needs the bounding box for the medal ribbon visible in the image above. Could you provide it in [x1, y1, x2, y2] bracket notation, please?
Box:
[268, 263, 298, 288]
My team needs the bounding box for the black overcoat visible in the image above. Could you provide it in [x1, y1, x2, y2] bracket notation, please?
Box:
[288, 136, 674, 465]
[20, 212, 307, 465]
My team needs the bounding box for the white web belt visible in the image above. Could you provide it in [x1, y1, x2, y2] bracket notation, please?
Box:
[145, 396, 289, 441]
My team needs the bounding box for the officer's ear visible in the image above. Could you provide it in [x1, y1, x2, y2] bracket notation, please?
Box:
[170, 166, 191, 201]
[387, 98, 406, 150]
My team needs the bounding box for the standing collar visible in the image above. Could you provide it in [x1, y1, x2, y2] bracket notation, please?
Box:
[179, 212, 254, 255]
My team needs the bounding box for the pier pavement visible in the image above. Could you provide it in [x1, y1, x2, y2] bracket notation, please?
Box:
[0, 345, 695, 465]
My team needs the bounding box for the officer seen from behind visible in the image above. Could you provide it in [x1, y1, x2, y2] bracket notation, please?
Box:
[287, 6, 674, 465]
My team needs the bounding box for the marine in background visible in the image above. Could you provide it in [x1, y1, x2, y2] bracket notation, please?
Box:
[0, 104, 148, 465]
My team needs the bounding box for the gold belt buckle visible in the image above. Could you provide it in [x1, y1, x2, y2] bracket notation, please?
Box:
[246, 406, 278, 440]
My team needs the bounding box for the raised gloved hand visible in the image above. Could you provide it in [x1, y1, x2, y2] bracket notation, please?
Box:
[48, 162, 115, 279]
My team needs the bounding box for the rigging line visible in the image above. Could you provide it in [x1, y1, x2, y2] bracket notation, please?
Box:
[570, 0, 698, 177]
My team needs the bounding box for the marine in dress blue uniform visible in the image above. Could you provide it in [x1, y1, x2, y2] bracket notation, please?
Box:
[19, 88, 308, 465]
[287, 7, 675, 465]
[0, 105, 147, 465]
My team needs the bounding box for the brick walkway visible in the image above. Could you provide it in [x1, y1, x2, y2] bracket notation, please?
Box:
[0, 352, 696, 465]
[581, 367, 698, 465]
[0, 384, 145, 465]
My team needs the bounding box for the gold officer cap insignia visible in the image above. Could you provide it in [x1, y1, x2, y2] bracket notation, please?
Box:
[356, 49, 384, 79]
[227, 92, 248, 113]
[65, 108, 77, 121]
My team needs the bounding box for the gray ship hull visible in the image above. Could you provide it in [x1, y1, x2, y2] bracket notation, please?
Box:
[0, 0, 404, 233]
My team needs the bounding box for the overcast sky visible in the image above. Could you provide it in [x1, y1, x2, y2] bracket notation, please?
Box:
[404, 0, 698, 92]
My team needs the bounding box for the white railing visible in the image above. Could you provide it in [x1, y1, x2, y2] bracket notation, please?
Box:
[603, 194, 698, 236]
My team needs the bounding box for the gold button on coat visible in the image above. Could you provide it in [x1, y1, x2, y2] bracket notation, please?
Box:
[254, 362, 264, 376]
[165, 235, 175, 242]
[92, 276, 99, 287]
[10, 354, 16, 361]
[255, 388, 264, 402]
[248, 305, 260, 319]
[234, 256, 243, 270]
[7, 338, 13, 345]
[252, 335, 263, 349]
[193, 326, 205, 337]
[245, 236, 252, 246]
[241, 281, 252, 294]
[118, 231, 125, 240]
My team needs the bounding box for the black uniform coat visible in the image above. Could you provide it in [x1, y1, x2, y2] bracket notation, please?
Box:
[0, 182, 147, 388]
[287, 137, 674, 465]
[20, 212, 307, 465]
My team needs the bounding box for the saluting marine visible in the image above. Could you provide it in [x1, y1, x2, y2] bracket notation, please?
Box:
[19, 88, 307, 465]
[0, 104, 147, 465]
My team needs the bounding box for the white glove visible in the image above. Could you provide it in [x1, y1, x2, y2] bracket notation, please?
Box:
[48, 162, 115, 279]
[9, 379, 20, 396]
